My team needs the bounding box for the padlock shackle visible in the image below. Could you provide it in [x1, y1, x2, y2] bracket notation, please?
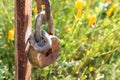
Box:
[34, 11, 52, 53]
[35, 11, 46, 42]
[44, 0, 50, 20]
[35, 0, 50, 20]
[35, 0, 54, 35]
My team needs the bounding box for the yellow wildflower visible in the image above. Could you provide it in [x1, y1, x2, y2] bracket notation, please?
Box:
[75, 0, 83, 10]
[106, 5, 115, 17]
[106, 10, 112, 17]
[33, 7, 38, 14]
[110, 5, 115, 11]
[82, 37, 88, 42]
[89, 66, 94, 72]
[8, 29, 14, 40]
[89, 16, 96, 25]
[86, 49, 92, 56]
[76, 10, 82, 18]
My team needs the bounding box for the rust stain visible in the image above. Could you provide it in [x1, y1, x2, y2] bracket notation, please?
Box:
[15, 0, 32, 80]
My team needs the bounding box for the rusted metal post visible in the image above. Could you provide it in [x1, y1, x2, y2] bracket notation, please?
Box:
[15, 0, 32, 80]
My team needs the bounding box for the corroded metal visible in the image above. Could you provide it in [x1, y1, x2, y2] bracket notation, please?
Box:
[28, 35, 60, 68]
[35, 0, 50, 20]
[35, 0, 54, 35]
[15, 0, 32, 80]
[28, 11, 60, 68]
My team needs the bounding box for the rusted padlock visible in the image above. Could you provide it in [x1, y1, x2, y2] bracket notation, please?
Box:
[28, 11, 60, 68]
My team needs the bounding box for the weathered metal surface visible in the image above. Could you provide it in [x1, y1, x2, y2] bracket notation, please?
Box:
[28, 35, 60, 68]
[28, 10, 60, 68]
[15, 0, 32, 80]
[35, 0, 50, 20]
[35, 0, 54, 35]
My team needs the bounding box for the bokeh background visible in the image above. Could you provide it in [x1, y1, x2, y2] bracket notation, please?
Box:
[0, 0, 120, 80]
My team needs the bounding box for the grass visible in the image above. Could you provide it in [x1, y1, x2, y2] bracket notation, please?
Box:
[0, 0, 120, 80]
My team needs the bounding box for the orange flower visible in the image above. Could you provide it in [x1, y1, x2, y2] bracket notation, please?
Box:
[33, 7, 38, 14]
[106, 0, 111, 3]
[89, 16, 96, 25]
[75, 0, 83, 10]
[8, 29, 14, 40]
[76, 10, 82, 18]
[89, 66, 94, 72]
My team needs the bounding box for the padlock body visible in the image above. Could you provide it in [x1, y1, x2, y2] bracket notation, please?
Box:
[28, 35, 60, 68]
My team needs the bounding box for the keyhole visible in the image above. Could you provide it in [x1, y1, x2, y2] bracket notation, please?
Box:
[45, 49, 52, 57]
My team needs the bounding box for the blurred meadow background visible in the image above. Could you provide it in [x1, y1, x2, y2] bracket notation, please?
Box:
[0, 0, 120, 80]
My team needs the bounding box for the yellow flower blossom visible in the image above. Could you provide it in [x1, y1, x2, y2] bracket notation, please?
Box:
[89, 16, 96, 25]
[8, 29, 14, 40]
[86, 49, 92, 56]
[106, 10, 112, 17]
[89, 66, 94, 72]
[106, 5, 115, 17]
[110, 5, 115, 11]
[75, 0, 83, 10]
[82, 37, 88, 42]
[33, 7, 38, 14]
[76, 10, 82, 18]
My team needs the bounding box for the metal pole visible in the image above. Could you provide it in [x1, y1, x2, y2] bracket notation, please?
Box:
[15, 0, 32, 80]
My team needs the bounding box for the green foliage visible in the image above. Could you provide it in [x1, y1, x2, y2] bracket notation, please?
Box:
[0, 0, 120, 80]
